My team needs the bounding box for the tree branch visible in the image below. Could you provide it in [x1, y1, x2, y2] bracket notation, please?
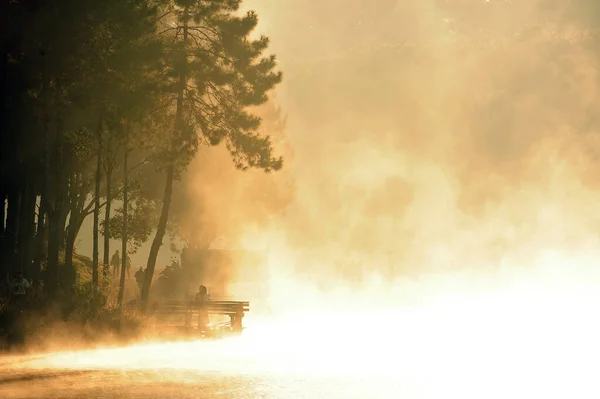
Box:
[156, 10, 174, 23]
[84, 200, 107, 217]
[83, 198, 96, 215]
[127, 155, 153, 175]
[157, 26, 178, 36]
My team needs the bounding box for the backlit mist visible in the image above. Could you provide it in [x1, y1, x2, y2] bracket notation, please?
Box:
[4, 1, 600, 398]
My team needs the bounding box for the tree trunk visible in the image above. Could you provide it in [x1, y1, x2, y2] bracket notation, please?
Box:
[0, 190, 5, 235]
[46, 208, 61, 292]
[49, 192, 68, 293]
[32, 195, 47, 278]
[64, 211, 84, 277]
[54, 80, 68, 256]
[18, 184, 36, 275]
[103, 170, 112, 279]
[64, 227, 76, 278]
[64, 172, 78, 275]
[48, 79, 69, 294]
[56, 196, 68, 252]
[0, 190, 6, 277]
[117, 149, 128, 308]
[92, 119, 102, 291]
[41, 42, 59, 294]
[141, 164, 175, 310]
[5, 188, 21, 273]
[140, 6, 188, 310]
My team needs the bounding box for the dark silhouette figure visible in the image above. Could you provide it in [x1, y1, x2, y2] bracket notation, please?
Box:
[134, 267, 145, 296]
[111, 250, 120, 277]
[195, 285, 210, 331]
[126, 255, 131, 279]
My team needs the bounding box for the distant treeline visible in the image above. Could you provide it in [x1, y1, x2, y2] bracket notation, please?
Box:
[0, 0, 283, 308]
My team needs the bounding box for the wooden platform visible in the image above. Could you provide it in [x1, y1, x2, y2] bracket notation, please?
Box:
[152, 300, 249, 334]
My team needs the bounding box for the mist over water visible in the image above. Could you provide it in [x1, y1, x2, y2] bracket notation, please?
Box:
[4, 271, 600, 398]
[6, 243, 600, 397]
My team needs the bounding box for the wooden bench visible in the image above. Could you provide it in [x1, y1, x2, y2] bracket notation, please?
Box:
[153, 300, 249, 333]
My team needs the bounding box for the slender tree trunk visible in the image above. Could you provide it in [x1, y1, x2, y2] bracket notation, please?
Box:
[92, 119, 102, 291]
[140, 5, 188, 310]
[103, 170, 112, 279]
[41, 43, 59, 294]
[141, 164, 175, 309]
[32, 195, 47, 278]
[49, 188, 67, 292]
[64, 211, 83, 276]
[49, 79, 68, 294]
[0, 190, 6, 277]
[24, 189, 37, 275]
[46, 208, 61, 292]
[56, 197, 68, 252]
[117, 149, 128, 308]
[18, 184, 36, 275]
[5, 188, 20, 273]
[47, 192, 67, 292]
[42, 60, 55, 290]
[64, 172, 77, 274]
[64, 227, 76, 276]
[0, 190, 5, 235]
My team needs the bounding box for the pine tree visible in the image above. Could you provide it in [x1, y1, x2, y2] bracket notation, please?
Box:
[140, 0, 283, 307]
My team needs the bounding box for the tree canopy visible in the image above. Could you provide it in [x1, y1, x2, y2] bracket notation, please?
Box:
[0, 0, 285, 306]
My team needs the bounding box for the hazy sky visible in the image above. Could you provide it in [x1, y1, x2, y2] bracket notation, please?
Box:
[236, 0, 600, 284]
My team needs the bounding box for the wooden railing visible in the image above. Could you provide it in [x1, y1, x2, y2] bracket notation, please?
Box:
[152, 300, 249, 333]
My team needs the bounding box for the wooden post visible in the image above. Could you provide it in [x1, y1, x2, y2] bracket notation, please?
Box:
[232, 303, 243, 333]
[184, 308, 191, 328]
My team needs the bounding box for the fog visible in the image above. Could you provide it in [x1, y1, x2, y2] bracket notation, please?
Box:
[66, 0, 600, 312]
[5, 2, 600, 397]
[187, 0, 600, 295]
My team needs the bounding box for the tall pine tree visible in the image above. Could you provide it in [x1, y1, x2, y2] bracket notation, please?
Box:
[141, 0, 283, 307]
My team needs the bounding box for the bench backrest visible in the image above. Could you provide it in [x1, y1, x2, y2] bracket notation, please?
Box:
[153, 300, 249, 315]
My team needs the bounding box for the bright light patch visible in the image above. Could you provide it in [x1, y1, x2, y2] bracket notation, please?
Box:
[13, 249, 600, 398]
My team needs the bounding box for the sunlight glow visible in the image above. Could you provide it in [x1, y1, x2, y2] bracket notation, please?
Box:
[15, 245, 600, 398]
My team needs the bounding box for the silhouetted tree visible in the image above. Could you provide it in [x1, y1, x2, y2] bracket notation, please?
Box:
[140, 0, 283, 309]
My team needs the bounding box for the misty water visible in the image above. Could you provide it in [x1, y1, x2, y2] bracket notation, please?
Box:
[3, 267, 600, 399]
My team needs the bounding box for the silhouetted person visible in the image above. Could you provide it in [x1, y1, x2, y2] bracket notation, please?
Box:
[111, 250, 120, 277]
[195, 285, 210, 331]
[135, 267, 145, 296]
[195, 285, 210, 302]
[126, 255, 131, 279]
[11, 271, 30, 306]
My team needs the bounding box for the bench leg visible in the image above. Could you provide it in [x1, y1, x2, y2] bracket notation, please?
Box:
[230, 312, 243, 333]
[198, 309, 208, 332]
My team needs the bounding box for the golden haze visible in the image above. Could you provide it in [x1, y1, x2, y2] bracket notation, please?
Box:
[9, 1, 600, 397]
